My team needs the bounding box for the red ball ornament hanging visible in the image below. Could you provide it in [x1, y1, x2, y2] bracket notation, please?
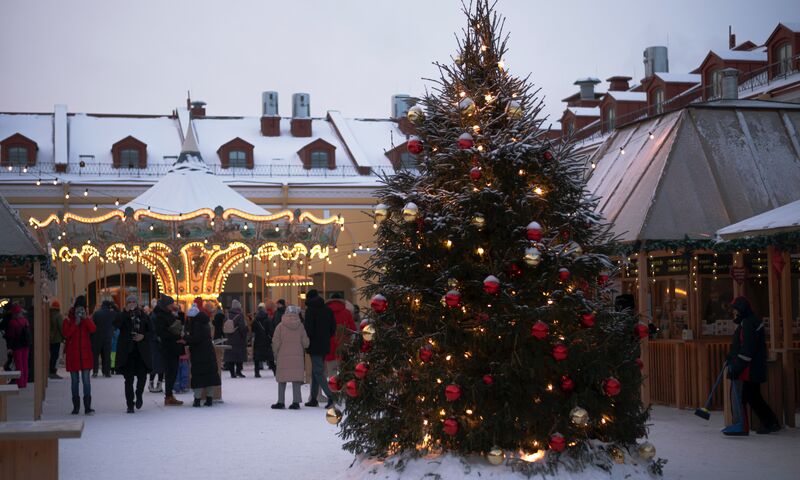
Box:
[458, 132, 474, 149]
[443, 417, 459, 436]
[482, 374, 494, 386]
[469, 167, 482, 181]
[552, 344, 568, 361]
[531, 321, 549, 340]
[407, 136, 424, 155]
[560, 375, 575, 393]
[445, 289, 462, 308]
[483, 275, 500, 295]
[419, 345, 434, 362]
[526, 221, 543, 241]
[370, 294, 388, 313]
[598, 273, 610, 286]
[328, 376, 342, 393]
[445, 384, 462, 402]
[634, 323, 649, 339]
[354, 362, 369, 379]
[345, 380, 359, 398]
[542, 150, 554, 161]
[580, 312, 596, 328]
[603, 377, 622, 396]
[507, 263, 523, 278]
[558, 268, 571, 282]
[549, 433, 566, 452]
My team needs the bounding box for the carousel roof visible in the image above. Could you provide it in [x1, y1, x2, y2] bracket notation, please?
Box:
[120, 127, 269, 217]
[716, 198, 800, 240]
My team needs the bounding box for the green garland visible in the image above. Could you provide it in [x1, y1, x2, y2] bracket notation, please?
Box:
[611, 231, 800, 256]
[0, 255, 59, 281]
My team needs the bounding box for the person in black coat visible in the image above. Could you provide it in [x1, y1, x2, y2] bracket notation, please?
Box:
[212, 304, 226, 340]
[252, 302, 275, 377]
[726, 296, 780, 435]
[272, 299, 286, 329]
[114, 295, 152, 413]
[153, 295, 184, 406]
[91, 300, 116, 377]
[303, 290, 336, 408]
[184, 303, 220, 407]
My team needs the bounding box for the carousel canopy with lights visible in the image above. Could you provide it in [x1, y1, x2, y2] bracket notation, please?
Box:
[29, 127, 343, 301]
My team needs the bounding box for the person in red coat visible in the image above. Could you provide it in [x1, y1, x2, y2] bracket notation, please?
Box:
[324, 293, 356, 378]
[63, 295, 97, 415]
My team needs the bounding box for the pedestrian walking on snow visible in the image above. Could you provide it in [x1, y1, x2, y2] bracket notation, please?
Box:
[153, 295, 185, 406]
[114, 295, 152, 413]
[223, 299, 247, 378]
[185, 301, 221, 407]
[303, 290, 336, 408]
[271, 306, 309, 410]
[63, 296, 96, 414]
[91, 300, 116, 377]
[253, 302, 275, 377]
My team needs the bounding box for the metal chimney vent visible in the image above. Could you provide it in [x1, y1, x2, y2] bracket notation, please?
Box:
[262, 91, 279, 117]
[292, 93, 310, 118]
[643, 46, 669, 78]
[391, 94, 413, 119]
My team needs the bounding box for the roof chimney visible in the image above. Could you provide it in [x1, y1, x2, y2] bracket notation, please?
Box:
[643, 46, 669, 78]
[574, 77, 601, 100]
[720, 68, 740, 100]
[729, 26, 736, 49]
[606, 76, 632, 92]
[391, 94, 412, 118]
[190, 101, 206, 117]
[261, 91, 280, 137]
[290, 93, 311, 137]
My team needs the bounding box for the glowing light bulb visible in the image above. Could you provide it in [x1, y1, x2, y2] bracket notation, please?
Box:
[83, 188, 88, 197]
[115, 198, 120, 206]
[619, 147, 625, 155]
[93, 204, 98, 211]
[36, 178, 41, 186]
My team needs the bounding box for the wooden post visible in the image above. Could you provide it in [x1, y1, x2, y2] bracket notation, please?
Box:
[766, 246, 780, 352]
[637, 252, 651, 407]
[33, 262, 44, 421]
[779, 250, 791, 351]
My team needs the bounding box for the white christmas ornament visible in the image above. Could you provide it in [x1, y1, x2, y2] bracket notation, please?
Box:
[374, 204, 389, 223]
[402, 202, 419, 222]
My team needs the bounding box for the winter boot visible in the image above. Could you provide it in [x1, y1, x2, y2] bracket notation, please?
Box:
[71, 396, 80, 415]
[84, 396, 95, 415]
[164, 396, 184, 406]
[270, 402, 285, 409]
[722, 423, 748, 436]
[288, 402, 300, 410]
[205, 396, 213, 407]
[193, 398, 202, 408]
[324, 395, 335, 409]
[135, 391, 143, 410]
[126, 404, 135, 414]
[304, 399, 319, 407]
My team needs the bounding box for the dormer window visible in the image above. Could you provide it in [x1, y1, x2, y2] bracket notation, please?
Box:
[297, 138, 336, 170]
[217, 138, 254, 169]
[776, 42, 792, 76]
[653, 88, 665, 115]
[710, 69, 724, 99]
[310, 150, 329, 169]
[112, 136, 147, 169]
[605, 107, 615, 132]
[1, 133, 38, 168]
[228, 150, 248, 169]
[8, 147, 29, 166]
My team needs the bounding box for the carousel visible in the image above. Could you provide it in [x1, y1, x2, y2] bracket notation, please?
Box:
[28, 128, 343, 311]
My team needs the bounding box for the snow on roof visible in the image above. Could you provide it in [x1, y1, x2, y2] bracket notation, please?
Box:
[717, 198, 800, 240]
[607, 91, 647, 102]
[712, 49, 768, 62]
[0, 113, 54, 163]
[574, 77, 601, 84]
[567, 107, 600, 117]
[654, 73, 701, 84]
[780, 22, 800, 32]
[328, 112, 398, 169]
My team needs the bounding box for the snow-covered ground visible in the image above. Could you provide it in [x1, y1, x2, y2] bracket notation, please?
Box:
[7, 365, 799, 480]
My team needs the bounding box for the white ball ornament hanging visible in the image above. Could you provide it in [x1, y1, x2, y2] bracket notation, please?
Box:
[407, 105, 425, 123]
[374, 204, 388, 223]
[402, 202, 419, 222]
[459, 97, 477, 116]
[506, 100, 523, 119]
[524, 247, 542, 266]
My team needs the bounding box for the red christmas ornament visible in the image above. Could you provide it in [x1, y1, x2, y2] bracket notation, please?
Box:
[549, 433, 566, 452]
[580, 312, 596, 328]
[469, 167, 482, 181]
[445, 289, 462, 308]
[558, 268, 571, 282]
[635, 358, 644, 370]
[598, 273, 610, 286]
[354, 362, 369, 379]
[560, 375, 575, 393]
[526, 221, 543, 241]
[419, 345, 434, 362]
[445, 384, 462, 402]
[443, 417, 459, 436]
[542, 150, 554, 161]
[603, 377, 622, 396]
[507, 263, 523, 278]
[328, 376, 342, 393]
[634, 323, 649, 339]
[482, 374, 494, 386]
[370, 294, 388, 313]
[531, 321, 549, 340]
[457, 132, 474, 149]
[483, 275, 500, 295]
[407, 136, 423, 155]
[345, 380, 359, 398]
[552, 344, 568, 361]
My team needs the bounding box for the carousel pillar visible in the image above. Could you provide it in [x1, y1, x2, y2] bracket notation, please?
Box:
[251, 258, 256, 313]
[636, 251, 651, 407]
[136, 260, 142, 306]
[83, 258, 89, 301]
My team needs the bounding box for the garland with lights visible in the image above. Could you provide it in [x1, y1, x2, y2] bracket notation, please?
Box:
[333, 1, 660, 475]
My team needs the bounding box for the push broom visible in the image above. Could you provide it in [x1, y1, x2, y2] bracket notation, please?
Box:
[694, 362, 727, 420]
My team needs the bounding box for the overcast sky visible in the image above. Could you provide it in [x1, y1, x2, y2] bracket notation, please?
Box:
[1, 0, 796, 126]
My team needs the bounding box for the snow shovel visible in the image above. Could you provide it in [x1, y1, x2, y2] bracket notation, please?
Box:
[694, 362, 726, 420]
[722, 377, 748, 436]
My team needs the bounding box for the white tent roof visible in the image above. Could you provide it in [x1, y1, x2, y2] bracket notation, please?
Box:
[121, 126, 269, 216]
[717, 199, 800, 240]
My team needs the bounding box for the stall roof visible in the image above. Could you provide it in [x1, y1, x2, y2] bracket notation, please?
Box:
[0, 194, 46, 258]
[716, 198, 800, 240]
[586, 99, 800, 242]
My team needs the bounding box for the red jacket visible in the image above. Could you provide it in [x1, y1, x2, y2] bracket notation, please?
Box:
[325, 299, 355, 362]
[63, 307, 97, 372]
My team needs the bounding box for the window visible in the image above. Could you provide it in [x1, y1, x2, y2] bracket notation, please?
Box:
[227, 150, 248, 169]
[710, 69, 724, 99]
[7, 147, 28, 166]
[605, 107, 615, 131]
[310, 150, 329, 169]
[119, 149, 140, 168]
[654, 88, 665, 115]
[567, 120, 575, 136]
[399, 151, 417, 170]
[776, 42, 793, 76]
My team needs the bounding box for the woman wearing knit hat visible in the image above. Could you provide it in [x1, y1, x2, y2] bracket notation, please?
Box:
[223, 299, 247, 378]
[64, 295, 97, 414]
[114, 294, 152, 413]
[185, 302, 221, 407]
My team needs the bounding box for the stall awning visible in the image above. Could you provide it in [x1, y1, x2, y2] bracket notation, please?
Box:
[716, 198, 800, 240]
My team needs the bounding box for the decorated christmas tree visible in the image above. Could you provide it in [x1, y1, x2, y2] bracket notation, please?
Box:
[332, 1, 657, 474]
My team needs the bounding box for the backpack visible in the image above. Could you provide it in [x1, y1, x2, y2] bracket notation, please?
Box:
[223, 318, 236, 334]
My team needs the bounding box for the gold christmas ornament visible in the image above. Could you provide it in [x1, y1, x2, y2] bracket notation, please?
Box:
[325, 407, 343, 425]
[471, 215, 486, 230]
[570, 406, 589, 426]
[459, 97, 477, 116]
[374, 204, 389, 223]
[524, 247, 542, 266]
[407, 105, 425, 123]
[447, 278, 458, 288]
[361, 324, 376, 342]
[486, 446, 505, 466]
[402, 202, 419, 222]
[609, 445, 625, 464]
[638, 442, 656, 461]
[454, 54, 464, 66]
[506, 100, 523, 119]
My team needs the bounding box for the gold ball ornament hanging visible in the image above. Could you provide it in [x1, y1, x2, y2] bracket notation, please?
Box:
[374, 203, 388, 223]
[638, 442, 656, 461]
[524, 247, 542, 266]
[407, 105, 425, 123]
[454, 54, 464, 66]
[486, 446, 505, 466]
[325, 407, 343, 425]
[471, 215, 486, 230]
[506, 100, 523, 119]
[570, 406, 589, 426]
[608, 446, 625, 464]
[361, 324, 376, 342]
[402, 202, 419, 222]
[459, 97, 477, 116]
[447, 278, 458, 288]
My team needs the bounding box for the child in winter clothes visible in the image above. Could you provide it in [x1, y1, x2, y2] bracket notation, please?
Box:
[271, 306, 309, 410]
[173, 347, 190, 393]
